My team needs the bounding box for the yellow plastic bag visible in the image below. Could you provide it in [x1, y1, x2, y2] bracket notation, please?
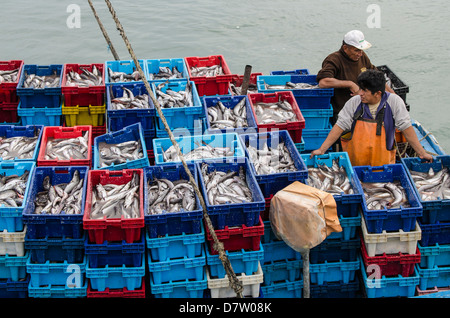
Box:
[269, 181, 342, 253]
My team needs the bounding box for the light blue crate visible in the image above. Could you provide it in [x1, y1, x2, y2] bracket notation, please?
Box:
[261, 259, 302, 285]
[326, 214, 361, 241]
[262, 240, 302, 264]
[310, 259, 359, 285]
[260, 279, 303, 298]
[0, 252, 28, 281]
[105, 59, 146, 86]
[145, 58, 189, 82]
[0, 125, 43, 163]
[27, 281, 87, 298]
[419, 243, 450, 269]
[17, 102, 62, 126]
[416, 264, 450, 290]
[150, 275, 207, 298]
[302, 123, 332, 151]
[301, 103, 333, 130]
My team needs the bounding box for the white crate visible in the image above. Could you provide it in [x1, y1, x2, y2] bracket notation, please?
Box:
[361, 214, 421, 257]
[0, 227, 26, 256]
[207, 262, 263, 298]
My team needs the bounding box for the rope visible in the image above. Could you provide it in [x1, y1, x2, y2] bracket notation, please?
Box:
[102, 0, 244, 298]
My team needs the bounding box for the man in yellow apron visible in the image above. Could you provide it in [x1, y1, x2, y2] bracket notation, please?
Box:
[310, 70, 433, 166]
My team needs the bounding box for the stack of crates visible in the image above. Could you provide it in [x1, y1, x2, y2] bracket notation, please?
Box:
[144, 164, 206, 298]
[16, 64, 63, 126]
[0, 60, 24, 125]
[23, 166, 88, 298]
[402, 155, 450, 296]
[353, 164, 423, 298]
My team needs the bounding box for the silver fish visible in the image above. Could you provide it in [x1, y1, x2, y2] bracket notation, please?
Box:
[246, 141, 297, 175]
[155, 82, 193, 108]
[65, 65, 102, 87]
[230, 82, 258, 95]
[23, 70, 60, 88]
[108, 67, 142, 83]
[361, 180, 410, 210]
[162, 141, 235, 163]
[109, 86, 151, 110]
[0, 170, 30, 208]
[44, 131, 89, 161]
[146, 178, 196, 215]
[264, 81, 320, 90]
[0, 69, 19, 83]
[0, 133, 40, 160]
[98, 140, 144, 168]
[409, 167, 450, 201]
[190, 65, 223, 77]
[254, 100, 298, 124]
[306, 159, 354, 195]
[148, 66, 183, 81]
[208, 98, 248, 130]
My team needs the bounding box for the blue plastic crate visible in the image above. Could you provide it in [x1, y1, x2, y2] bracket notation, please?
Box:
[28, 281, 87, 298]
[22, 166, 89, 239]
[270, 69, 310, 76]
[0, 252, 28, 281]
[295, 137, 305, 153]
[196, 157, 265, 229]
[401, 155, 450, 224]
[419, 221, 450, 247]
[301, 152, 363, 217]
[150, 275, 207, 298]
[260, 279, 303, 298]
[18, 102, 62, 126]
[418, 243, 450, 269]
[353, 164, 423, 234]
[256, 74, 334, 109]
[261, 220, 279, 244]
[203, 95, 258, 135]
[145, 58, 189, 82]
[0, 124, 43, 163]
[25, 234, 85, 264]
[262, 240, 302, 264]
[153, 132, 246, 165]
[310, 280, 361, 298]
[147, 247, 206, 284]
[155, 117, 205, 139]
[0, 161, 35, 232]
[105, 59, 146, 86]
[416, 264, 450, 290]
[412, 119, 446, 156]
[261, 259, 302, 285]
[0, 275, 29, 298]
[93, 122, 149, 170]
[143, 163, 203, 238]
[84, 234, 145, 268]
[146, 224, 205, 261]
[310, 259, 359, 285]
[327, 214, 361, 241]
[206, 242, 264, 279]
[240, 130, 308, 198]
[300, 103, 333, 130]
[310, 237, 360, 263]
[16, 64, 63, 109]
[302, 123, 332, 151]
[106, 82, 155, 132]
[143, 127, 156, 152]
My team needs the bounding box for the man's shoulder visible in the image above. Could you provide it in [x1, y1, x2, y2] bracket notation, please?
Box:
[323, 50, 344, 62]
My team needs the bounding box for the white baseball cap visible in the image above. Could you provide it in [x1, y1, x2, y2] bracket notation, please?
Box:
[343, 30, 372, 50]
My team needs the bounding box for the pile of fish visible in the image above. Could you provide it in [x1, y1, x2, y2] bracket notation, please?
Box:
[190, 65, 224, 77]
[33, 170, 84, 215]
[246, 141, 297, 175]
[98, 140, 144, 168]
[162, 141, 235, 162]
[230, 83, 258, 95]
[22, 71, 60, 88]
[409, 167, 450, 201]
[65, 66, 102, 87]
[200, 163, 253, 205]
[306, 159, 354, 194]
[155, 82, 193, 108]
[0, 170, 30, 208]
[361, 181, 410, 210]
[0, 134, 40, 160]
[108, 67, 142, 83]
[148, 66, 184, 81]
[264, 81, 320, 90]
[109, 87, 151, 110]
[146, 177, 196, 215]
[44, 131, 89, 161]
[0, 69, 19, 83]
[90, 171, 140, 219]
[254, 100, 298, 124]
[207, 99, 248, 129]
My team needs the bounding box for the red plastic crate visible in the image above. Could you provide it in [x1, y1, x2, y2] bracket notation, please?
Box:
[205, 216, 264, 254]
[87, 279, 146, 298]
[184, 55, 234, 96]
[83, 169, 145, 244]
[0, 60, 24, 104]
[92, 122, 106, 139]
[61, 63, 105, 107]
[0, 102, 19, 123]
[249, 91, 305, 143]
[147, 149, 154, 166]
[37, 125, 93, 167]
[229, 73, 263, 95]
[360, 235, 421, 278]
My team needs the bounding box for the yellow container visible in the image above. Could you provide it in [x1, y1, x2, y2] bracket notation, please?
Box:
[62, 103, 106, 127]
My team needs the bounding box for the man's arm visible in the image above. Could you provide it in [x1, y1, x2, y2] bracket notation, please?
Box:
[318, 78, 360, 95]
[401, 126, 433, 161]
[309, 124, 345, 158]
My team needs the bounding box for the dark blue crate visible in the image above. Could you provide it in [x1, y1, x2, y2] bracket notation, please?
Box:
[310, 280, 361, 298]
[310, 237, 360, 263]
[353, 164, 423, 233]
[105, 59, 146, 86]
[145, 58, 189, 82]
[270, 69, 310, 75]
[143, 163, 203, 238]
[0, 275, 30, 298]
[25, 234, 85, 264]
[260, 279, 303, 298]
[419, 221, 450, 247]
[196, 157, 265, 229]
[0, 124, 43, 163]
[240, 130, 308, 198]
[143, 127, 155, 152]
[84, 233, 145, 268]
[22, 166, 89, 239]
[16, 64, 63, 108]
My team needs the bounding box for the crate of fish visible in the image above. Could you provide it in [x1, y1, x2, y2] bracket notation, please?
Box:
[0, 161, 35, 232]
[184, 55, 234, 96]
[16, 64, 63, 109]
[93, 122, 149, 171]
[25, 234, 85, 264]
[205, 216, 264, 255]
[153, 132, 246, 165]
[83, 169, 144, 244]
[418, 242, 450, 269]
[0, 227, 26, 257]
[229, 73, 263, 95]
[309, 259, 359, 285]
[105, 59, 147, 86]
[302, 124, 333, 151]
[37, 125, 92, 167]
[149, 275, 207, 298]
[61, 63, 105, 107]
[310, 236, 360, 263]
[0, 124, 43, 163]
[419, 220, 450, 247]
[0, 60, 24, 104]
[377, 65, 409, 103]
[261, 259, 302, 285]
[301, 152, 363, 217]
[248, 91, 305, 143]
[260, 279, 303, 298]
[62, 103, 106, 127]
[106, 81, 155, 132]
[0, 251, 28, 281]
[270, 69, 310, 76]
[86, 255, 145, 292]
[353, 164, 423, 233]
[203, 95, 258, 135]
[87, 279, 146, 298]
[300, 103, 333, 130]
[84, 233, 145, 268]
[146, 223, 205, 262]
[197, 158, 265, 229]
[22, 166, 88, 239]
[28, 281, 87, 298]
[0, 275, 29, 298]
[17, 102, 62, 127]
[401, 156, 450, 224]
[144, 163, 203, 238]
[145, 58, 189, 82]
[256, 74, 334, 109]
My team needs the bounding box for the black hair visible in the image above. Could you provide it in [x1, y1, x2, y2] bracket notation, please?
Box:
[357, 69, 386, 95]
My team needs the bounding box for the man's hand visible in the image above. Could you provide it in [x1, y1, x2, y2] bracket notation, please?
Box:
[310, 148, 325, 159]
[349, 82, 360, 96]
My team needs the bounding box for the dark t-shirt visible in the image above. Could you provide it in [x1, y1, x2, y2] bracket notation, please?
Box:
[316, 46, 376, 117]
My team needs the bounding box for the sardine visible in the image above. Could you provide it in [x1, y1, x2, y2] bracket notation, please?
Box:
[208, 98, 248, 130]
[23, 70, 60, 88]
[65, 65, 102, 87]
[163, 141, 235, 162]
[148, 66, 183, 81]
[190, 65, 223, 77]
[361, 180, 410, 210]
[0, 133, 40, 160]
[306, 159, 354, 195]
[0, 69, 19, 83]
[155, 82, 193, 108]
[254, 101, 298, 124]
[44, 131, 89, 161]
[408, 166, 450, 201]
[108, 67, 142, 83]
[98, 140, 144, 168]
